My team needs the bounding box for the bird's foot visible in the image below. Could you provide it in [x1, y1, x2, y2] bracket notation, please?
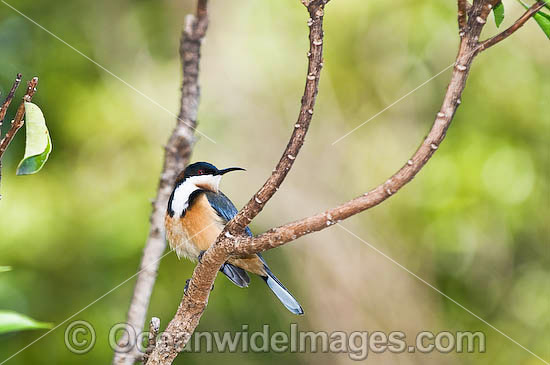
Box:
[198, 250, 206, 263]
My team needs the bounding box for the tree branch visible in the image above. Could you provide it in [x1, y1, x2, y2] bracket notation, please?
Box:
[223, 0, 330, 236]
[478, 0, 547, 52]
[111, 1, 208, 364]
[144, 1, 540, 364]
[0, 77, 38, 159]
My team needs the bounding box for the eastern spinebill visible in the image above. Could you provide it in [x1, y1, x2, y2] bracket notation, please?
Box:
[165, 162, 303, 315]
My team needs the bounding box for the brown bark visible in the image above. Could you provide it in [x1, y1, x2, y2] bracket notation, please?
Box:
[229, 1, 490, 255]
[111, 1, 208, 364]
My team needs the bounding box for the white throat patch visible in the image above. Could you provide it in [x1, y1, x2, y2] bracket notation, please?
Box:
[170, 175, 222, 216]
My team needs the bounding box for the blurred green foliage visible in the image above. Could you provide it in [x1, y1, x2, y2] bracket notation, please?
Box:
[0, 0, 549, 364]
[0, 310, 51, 335]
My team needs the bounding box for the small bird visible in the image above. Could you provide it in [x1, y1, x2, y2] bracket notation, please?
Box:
[165, 161, 303, 315]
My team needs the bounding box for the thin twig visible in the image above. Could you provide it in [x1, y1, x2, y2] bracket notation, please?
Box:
[478, 0, 547, 52]
[223, 0, 331, 236]
[143, 1, 542, 364]
[111, 1, 208, 364]
[0, 73, 23, 199]
[0, 77, 38, 159]
[230, 3, 496, 255]
[0, 73, 23, 134]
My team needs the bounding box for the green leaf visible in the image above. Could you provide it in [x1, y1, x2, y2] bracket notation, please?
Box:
[16, 102, 52, 175]
[518, 0, 550, 40]
[531, 9, 550, 39]
[0, 266, 12, 273]
[494, 2, 505, 27]
[0, 310, 52, 334]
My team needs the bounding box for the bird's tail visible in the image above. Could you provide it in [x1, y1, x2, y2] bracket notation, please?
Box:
[262, 266, 304, 315]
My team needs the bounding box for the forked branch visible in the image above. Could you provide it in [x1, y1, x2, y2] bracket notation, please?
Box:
[145, 1, 543, 364]
[479, 0, 547, 51]
[232, 1, 491, 255]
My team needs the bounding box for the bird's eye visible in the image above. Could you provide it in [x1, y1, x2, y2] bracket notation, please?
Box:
[197, 169, 205, 175]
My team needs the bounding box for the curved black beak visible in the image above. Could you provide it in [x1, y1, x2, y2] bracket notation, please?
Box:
[216, 167, 246, 175]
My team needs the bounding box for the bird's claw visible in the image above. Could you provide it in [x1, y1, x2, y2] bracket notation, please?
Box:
[198, 250, 206, 263]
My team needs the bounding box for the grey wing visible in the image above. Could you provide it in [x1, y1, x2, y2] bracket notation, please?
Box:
[204, 190, 252, 287]
[220, 262, 250, 288]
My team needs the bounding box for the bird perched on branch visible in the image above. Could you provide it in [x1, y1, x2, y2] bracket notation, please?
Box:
[165, 161, 303, 315]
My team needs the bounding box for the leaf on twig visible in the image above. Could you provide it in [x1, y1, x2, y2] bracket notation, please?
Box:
[493, 1, 505, 27]
[16, 102, 52, 175]
[517, 0, 550, 39]
[0, 266, 12, 273]
[0, 310, 52, 334]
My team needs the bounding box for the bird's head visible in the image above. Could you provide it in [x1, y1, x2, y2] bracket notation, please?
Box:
[176, 161, 245, 193]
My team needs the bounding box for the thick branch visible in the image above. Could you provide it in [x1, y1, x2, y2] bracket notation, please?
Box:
[478, 1, 547, 52]
[145, 9, 491, 360]
[223, 0, 330, 235]
[144, 1, 330, 364]
[233, 45, 483, 254]
[111, 2, 208, 364]
[232, 2, 506, 255]
[0, 77, 38, 159]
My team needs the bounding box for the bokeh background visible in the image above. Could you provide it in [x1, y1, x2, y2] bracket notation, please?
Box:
[1, 0, 549, 364]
